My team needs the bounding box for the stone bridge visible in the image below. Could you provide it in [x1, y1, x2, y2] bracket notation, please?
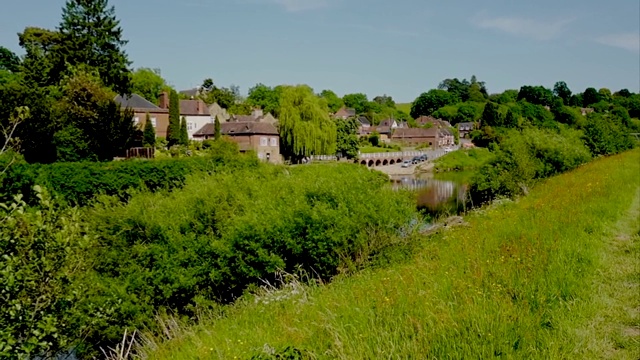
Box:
[357, 151, 427, 167]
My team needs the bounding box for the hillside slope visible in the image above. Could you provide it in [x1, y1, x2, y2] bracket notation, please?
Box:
[140, 150, 640, 360]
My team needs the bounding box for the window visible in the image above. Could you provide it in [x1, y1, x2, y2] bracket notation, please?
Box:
[260, 137, 268, 146]
[151, 117, 157, 127]
[270, 137, 277, 146]
[258, 152, 264, 159]
[133, 116, 140, 125]
[187, 122, 195, 131]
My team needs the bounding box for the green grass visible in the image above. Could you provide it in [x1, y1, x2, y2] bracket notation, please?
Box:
[139, 150, 640, 359]
[434, 147, 494, 172]
[396, 103, 412, 114]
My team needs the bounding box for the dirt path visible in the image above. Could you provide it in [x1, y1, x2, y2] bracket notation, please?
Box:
[583, 187, 640, 359]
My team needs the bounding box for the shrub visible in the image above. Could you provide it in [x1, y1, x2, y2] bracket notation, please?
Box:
[582, 113, 635, 156]
[470, 127, 591, 204]
[434, 148, 494, 172]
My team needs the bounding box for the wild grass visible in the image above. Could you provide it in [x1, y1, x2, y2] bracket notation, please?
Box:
[433, 147, 494, 172]
[395, 103, 412, 114]
[139, 150, 640, 359]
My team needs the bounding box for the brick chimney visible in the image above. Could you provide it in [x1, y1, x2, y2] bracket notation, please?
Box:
[158, 91, 169, 109]
[252, 108, 264, 119]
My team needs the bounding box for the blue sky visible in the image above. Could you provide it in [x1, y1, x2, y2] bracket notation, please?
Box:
[1, 0, 638, 102]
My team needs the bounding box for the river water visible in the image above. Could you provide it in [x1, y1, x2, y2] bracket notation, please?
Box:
[390, 172, 471, 216]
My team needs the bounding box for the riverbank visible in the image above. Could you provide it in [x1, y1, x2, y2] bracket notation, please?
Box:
[138, 150, 640, 359]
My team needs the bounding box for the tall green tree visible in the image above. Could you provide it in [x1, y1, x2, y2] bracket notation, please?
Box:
[131, 68, 170, 104]
[335, 118, 359, 159]
[0, 46, 21, 73]
[143, 112, 156, 147]
[246, 83, 281, 115]
[481, 102, 502, 127]
[166, 90, 180, 146]
[278, 85, 336, 161]
[553, 81, 572, 104]
[57, 0, 131, 94]
[517, 85, 554, 106]
[410, 89, 456, 118]
[214, 116, 221, 140]
[342, 93, 368, 114]
[17, 27, 61, 87]
[320, 89, 344, 113]
[179, 116, 189, 145]
[583, 87, 600, 107]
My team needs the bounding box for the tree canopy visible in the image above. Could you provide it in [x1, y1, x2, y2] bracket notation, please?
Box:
[320, 89, 344, 113]
[410, 89, 457, 118]
[342, 93, 369, 114]
[131, 68, 170, 104]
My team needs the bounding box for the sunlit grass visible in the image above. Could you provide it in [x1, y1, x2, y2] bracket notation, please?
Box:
[140, 150, 640, 359]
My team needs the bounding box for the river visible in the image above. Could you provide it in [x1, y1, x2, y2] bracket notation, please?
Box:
[390, 171, 472, 216]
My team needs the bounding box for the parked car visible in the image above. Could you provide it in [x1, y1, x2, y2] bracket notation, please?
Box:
[419, 154, 428, 162]
[411, 156, 421, 164]
[401, 160, 412, 168]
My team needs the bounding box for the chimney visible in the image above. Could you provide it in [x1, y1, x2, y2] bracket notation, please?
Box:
[158, 91, 169, 109]
[252, 108, 263, 119]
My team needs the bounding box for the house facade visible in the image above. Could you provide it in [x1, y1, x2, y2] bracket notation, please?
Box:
[378, 119, 399, 129]
[333, 107, 356, 119]
[457, 122, 475, 138]
[114, 94, 170, 138]
[390, 127, 440, 146]
[415, 115, 452, 128]
[192, 122, 282, 163]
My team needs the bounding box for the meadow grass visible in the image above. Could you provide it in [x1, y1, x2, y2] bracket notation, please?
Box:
[396, 103, 412, 114]
[433, 147, 494, 172]
[140, 150, 640, 359]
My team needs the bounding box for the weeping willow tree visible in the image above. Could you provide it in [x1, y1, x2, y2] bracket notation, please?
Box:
[278, 85, 336, 161]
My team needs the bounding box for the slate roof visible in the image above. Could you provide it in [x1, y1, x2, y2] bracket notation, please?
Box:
[180, 99, 210, 116]
[114, 94, 165, 111]
[334, 107, 356, 118]
[458, 122, 474, 130]
[179, 88, 199, 98]
[371, 126, 391, 134]
[357, 116, 370, 126]
[194, 121, 279, 137]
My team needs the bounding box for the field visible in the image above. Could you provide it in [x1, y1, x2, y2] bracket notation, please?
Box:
[396, 102, 412, 114]
[138, 150, 640, 359]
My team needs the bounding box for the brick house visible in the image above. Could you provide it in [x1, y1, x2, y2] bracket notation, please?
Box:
[193, 122, 282, 163]
[415, 115, 452, 128]
[390, 127, 440, 146]
[114, 94, 169, 138]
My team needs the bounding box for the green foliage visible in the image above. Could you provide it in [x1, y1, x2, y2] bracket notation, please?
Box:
[0, 188, 87, 358]
[320, 90, 344, 113]
[470, 127, 592, 204]
[434, 147, 494, 172]
[335, 118, 359, 159]
[0, 46, 21, 73]
[214, 116, 221, 140]
[582, 113, 635, 156]
[517, 101, 555, 127]
[1, 142, 251, 206]
[368, 131, 380, 147]
[53, 70, 136, 161]
[342, 93, 369, 114]
[247, 83, 282, 116]
[167, 90, 180, 147]
[481, 102, 502, 127]
[583, 87, 600, 107]
[553, 81, 572, 104]
[179, 116, 189, 145]
[58, 0, 131, 95]
[410, 89, 457, 118]
[517, 85, 553, 107]
[199, 82, 238, 110]
[143, 112, 156, 147]
[131, 68, 170, 105]
[493, 89, 519, 104]
[84, 164, 415, 351]
[278, 85, 336, 160]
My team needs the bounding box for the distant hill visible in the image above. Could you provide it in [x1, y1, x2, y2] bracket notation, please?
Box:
[396, 102, 412, 114]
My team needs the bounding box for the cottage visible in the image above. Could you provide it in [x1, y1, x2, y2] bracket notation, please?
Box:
[114, 94, 169, 138]
[457, 122, 475, 138]
[193, 121, 282, 163]
[415, 115, 452, 128]
[390, 127, 440, 146]
[333, 107, 356, 120]
[378, 119, 399, 129]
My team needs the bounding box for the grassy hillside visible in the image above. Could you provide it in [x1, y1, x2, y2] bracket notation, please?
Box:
[139, 150, 640, 359]
[396, 102, 412, 115]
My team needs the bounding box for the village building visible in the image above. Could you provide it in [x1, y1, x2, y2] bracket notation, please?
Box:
[457, 122, 475, 138]
[390, 127, 440, 146]
[333, 107, 356, 120]
[114, 94, 169, 138]
[193, 121, 282, 163]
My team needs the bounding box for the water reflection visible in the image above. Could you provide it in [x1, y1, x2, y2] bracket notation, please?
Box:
[391, 174, 469, 215]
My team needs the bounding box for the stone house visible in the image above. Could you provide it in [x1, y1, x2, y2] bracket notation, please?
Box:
[390, 127, 440, 146]
[457, 122, 475, 138]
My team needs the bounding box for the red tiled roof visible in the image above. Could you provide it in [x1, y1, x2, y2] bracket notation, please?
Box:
[391, 127, 439, 139]
[194, 121, 279, 137]
[179, 99, 209, 116]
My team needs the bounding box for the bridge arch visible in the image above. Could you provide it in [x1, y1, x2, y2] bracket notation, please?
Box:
[383, 159, 388, 166]
[397, 158, 402, 164]
[375, 159, 381, 167]
[360, 160, 367, 166]
[389, 159, 395, 165]
[368, 160, 374, 167]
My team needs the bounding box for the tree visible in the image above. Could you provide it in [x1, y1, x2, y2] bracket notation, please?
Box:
[614, 89, 632, 98]
[517, 85, 554, 106]
[583, 87, 600, 107]
[53, 70, 136, 161]
[58, 0, 132, 95]
[438, 78, 468, 101]
[278, 85, 336, 161]
[179, 116, 189, 145]
[17, 27, 62, 87]
[342, 93, 369, 114]
[143, 112, 155, 147]
[553, 81, 572, 104]
[455, 103, 477, 124]
[481, 102, 502, 127]
[131, 68, 170, 104]
[0, 46, 21, 73]
[503, 109, 519, 128]
[495, 89, 519, 104]
[166, 90, 180, 146]
[214, 116, 221, 140]
[373, 94, 395, 108]
[335, 118, 359, 159]
[320, 89, 344, 113]
[410, 89, 456, 118]
[247, 83, 281, 115]
[598, 88, 612, 102]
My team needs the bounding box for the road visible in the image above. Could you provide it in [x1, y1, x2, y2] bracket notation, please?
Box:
[374, 145, 460, 176]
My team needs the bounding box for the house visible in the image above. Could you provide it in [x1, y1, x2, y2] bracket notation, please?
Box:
[580, 107, 595, 116]
[370, 126, 392, 143]
[439, 128, 455, 146]
[114, 94, 169, 138]
[398, 121, 409, 129]
[192, 121, 282, 163]
[333, 107, 356, 120]
[378, 119, 399, 129]
[415, 116, 452, 128]
[158, 92, 213, 140]
[356, 116, 371, 129]
[390, 127, 440, 146]
[457, 122, 475, 138]
[228, 108, 278, 125]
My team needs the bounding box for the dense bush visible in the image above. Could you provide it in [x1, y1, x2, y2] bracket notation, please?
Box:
[0, 140, 255, 206]
[78, 163, 417, 353]
[582, 113, 635, 156]
[470, 127, 592, 204]
[434, 147, 494, 172]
